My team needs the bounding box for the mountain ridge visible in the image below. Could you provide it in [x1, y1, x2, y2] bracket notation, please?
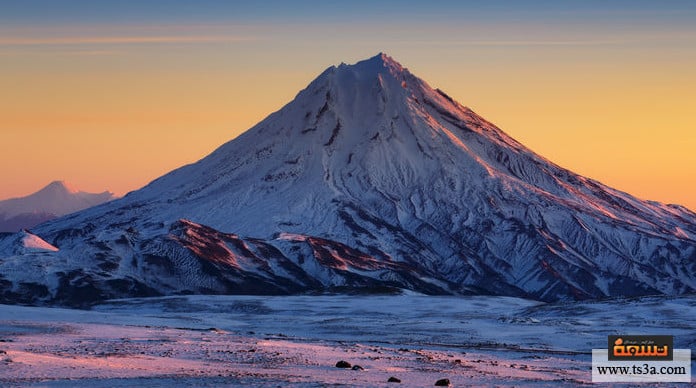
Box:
[1, 53, 694, 306]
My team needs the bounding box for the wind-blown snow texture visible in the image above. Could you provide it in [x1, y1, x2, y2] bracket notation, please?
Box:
[1, 53, 695, 306]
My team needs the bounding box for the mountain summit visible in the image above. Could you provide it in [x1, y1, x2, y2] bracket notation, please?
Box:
[1, 53, 695, 306]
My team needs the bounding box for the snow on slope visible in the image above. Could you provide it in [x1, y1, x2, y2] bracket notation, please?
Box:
[0, 230, 58, 255]
[19, 231, 59, 252]
[0, 181, 115, 232]
[1, 53, 695, 306]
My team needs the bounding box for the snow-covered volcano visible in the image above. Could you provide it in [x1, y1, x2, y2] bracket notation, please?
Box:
[1, 53, 695, 306]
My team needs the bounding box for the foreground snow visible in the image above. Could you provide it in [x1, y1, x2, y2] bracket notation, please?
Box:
[0, 294, 694, 386]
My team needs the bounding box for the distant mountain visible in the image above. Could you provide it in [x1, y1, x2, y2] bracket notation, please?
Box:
[0, 181, 115, 232]
[0, 54, 694, 306]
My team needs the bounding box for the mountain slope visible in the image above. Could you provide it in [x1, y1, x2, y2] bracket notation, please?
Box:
[1, 53, 695, 306]
[0, 181, 116, 232]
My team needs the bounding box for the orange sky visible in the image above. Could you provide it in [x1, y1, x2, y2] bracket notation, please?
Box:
[1, 3, 695, 210]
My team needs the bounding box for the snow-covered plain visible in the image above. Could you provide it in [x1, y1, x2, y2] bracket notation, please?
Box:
[1, 293, 694, 386]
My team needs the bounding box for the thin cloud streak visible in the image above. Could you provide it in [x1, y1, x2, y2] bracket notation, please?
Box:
[0, 35, 255, 46]
[457, 40, 625, 46]
[0, 49, 122, 57]
[385, 39, 628, 47]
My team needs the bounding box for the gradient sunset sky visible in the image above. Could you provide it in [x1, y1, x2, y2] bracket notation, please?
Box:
[2, 1, 695, 210]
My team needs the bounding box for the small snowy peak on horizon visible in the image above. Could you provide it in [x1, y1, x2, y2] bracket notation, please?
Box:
[41, 180, 80, 195]
[0, 180, 116, 232]
[1, 180, 112, 200]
